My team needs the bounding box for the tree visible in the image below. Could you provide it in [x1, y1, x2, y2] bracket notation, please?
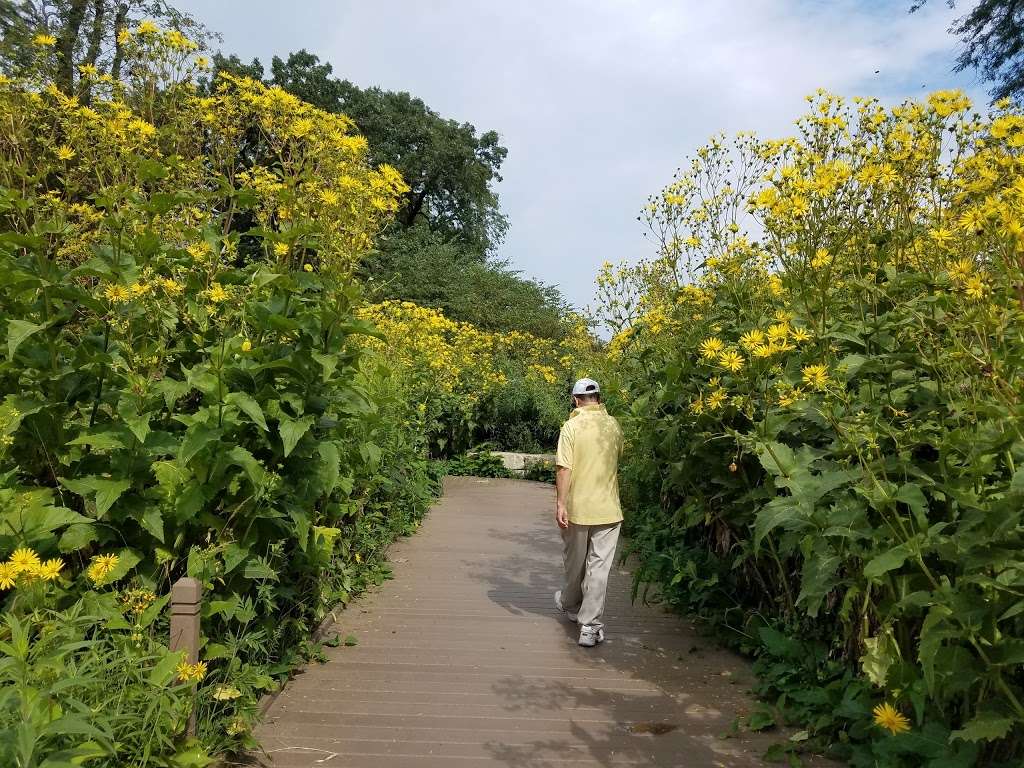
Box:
[362, 226, 570, 339]
[0, 0, 209, 99]
[267, 50, 508, 257]
[913, 0, 1024, 100]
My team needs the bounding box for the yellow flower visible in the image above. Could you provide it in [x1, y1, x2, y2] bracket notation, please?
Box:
[86, 553, 120, 584]
[273, 242, 289, 257]
[175, 660, 208, 683]
[707, 389, 728, 410]
[355, 552, 363, 563]
[241, 339, 252, 353]
[963, 276, 987, 301]
[186, 242, 210, 260]
[9, 547, 41, 575]
[699, 337, 725, 359]
[103, 284, 130, 303]
[689, 397, 705, 415]
[767, 323, 789, 343]
[135, 20, 159, 35]
[872, 702, 911, 735]
[303, 263, 313, 273]
[790, 326, 811, 343]
[161, 278, 183, 295]
[802, 363, 830, 391]
[33, 33, 57, 46]
[37, 558, 64, 581]
[208, 283, 228, 303]
[751, 343, 773, 359]
[56, 145, 76, 161]
[739, 330, 765, 350]
[0, 562, 16, 590]
[78, 63, 98, 77]
[718, 349, 744, 373]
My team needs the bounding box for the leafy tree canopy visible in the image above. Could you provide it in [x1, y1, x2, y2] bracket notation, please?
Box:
[212, 49, 508, 258]
[913, 0, 1024, 100]
[362, 226, 570, 339]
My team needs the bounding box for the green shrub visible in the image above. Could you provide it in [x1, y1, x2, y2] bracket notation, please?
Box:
[600, 91, 1024, 765]
[444, 450, 512, 479]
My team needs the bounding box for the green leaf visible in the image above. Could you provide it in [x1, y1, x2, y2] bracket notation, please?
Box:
[861, 627, 899, 687]
[242, 558, 279, 581]
[58, 523, 98, 552]
[179, 424, 221, 465]
[139, 505, 165, 543]
[148, 649, 182, 687]
[344, 634, 358, 647]
[58, 476, 131, 518]
[7, 319, 44, 358]
[66, 431, 127, 451]
[226, 392, 268, 431]
[279, 415, 314, 457]
[895, 483, 929, 528]
[950, 711, 1015, 743]
[117, 400, 151, 444]
[312, 351, 339, 382]
[864, 542, 911, 579]
[227, 446, 265, 486]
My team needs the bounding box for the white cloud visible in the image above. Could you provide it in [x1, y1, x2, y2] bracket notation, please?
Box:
[178, 0, 983, 314]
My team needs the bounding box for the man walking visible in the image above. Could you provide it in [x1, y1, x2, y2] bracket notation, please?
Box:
[553, 378, 624, 647]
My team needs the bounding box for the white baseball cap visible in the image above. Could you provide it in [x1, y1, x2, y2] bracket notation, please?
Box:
[571, 378, 601, 396]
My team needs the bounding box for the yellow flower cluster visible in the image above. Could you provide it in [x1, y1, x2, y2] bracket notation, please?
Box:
[0, 548, 64, 589]
[86, 553, 120, 585]
[175, 658, 208, 683]
[357, 301, 587, 402]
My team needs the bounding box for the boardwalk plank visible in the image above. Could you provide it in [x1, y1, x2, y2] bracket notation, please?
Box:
[247, 477, 788, 768]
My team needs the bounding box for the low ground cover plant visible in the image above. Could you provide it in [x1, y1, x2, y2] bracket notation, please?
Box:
[598, 90, 1024, 766]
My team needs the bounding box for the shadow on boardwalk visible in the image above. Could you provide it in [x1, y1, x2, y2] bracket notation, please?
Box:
[245, 477, 799, 768]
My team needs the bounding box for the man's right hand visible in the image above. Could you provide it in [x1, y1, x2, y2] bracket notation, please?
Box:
[556, 505, 569, 529]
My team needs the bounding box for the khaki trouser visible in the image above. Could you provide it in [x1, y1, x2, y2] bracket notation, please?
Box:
[560, 522, 621, 631]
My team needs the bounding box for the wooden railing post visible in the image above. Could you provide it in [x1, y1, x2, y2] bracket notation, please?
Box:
[170, 576, 202, 738]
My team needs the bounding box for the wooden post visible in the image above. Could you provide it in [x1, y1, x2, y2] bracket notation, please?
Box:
[170, 576, 202, 738]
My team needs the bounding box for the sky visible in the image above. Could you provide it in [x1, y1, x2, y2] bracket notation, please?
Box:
[175, 0, 985, 315]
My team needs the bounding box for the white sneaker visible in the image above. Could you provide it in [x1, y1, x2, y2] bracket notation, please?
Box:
[578, 625, 605, 647]
[553, 590, 578, 623]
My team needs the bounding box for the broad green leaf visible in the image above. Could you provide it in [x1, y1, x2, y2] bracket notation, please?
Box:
[227, 446, 265, 485]
[58, 523, 98, 552]
[117, 400, 151, 444]
[312, 351, 339, 382]
[66, 431, 127, 451]
[895, 483, 929, 528]
[860, 627, 899, 687]
[863, 542, 911, 579]
[7, 319, 44, 358]
[279, 415, 314, 457]
[950, 712, 1015, 743]
[179, 424, 221, 465]
[58, 476, 131, 518]
[148, 649, 183, 687]
[226, 391, 268, 431]
[139, 505, 165, 543]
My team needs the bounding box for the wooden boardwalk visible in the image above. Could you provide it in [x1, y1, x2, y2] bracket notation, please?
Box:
[247, 477, 781, 767]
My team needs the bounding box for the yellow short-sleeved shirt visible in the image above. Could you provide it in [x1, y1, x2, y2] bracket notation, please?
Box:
[555, 404, 624, 525]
